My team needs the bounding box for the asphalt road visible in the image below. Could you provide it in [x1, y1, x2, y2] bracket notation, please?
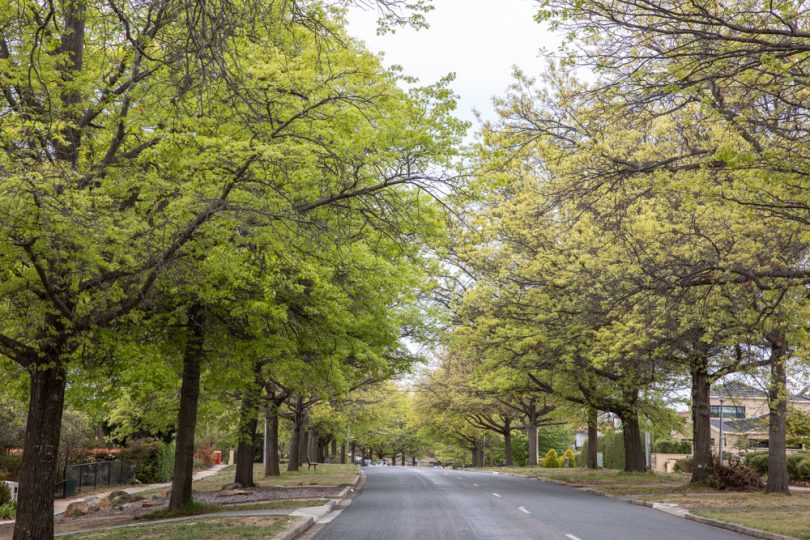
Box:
[312, 466, 753, 540]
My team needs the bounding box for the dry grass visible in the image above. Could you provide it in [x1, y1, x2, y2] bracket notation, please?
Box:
[61, 516, 295, 539]
[489, 466, 810, 539]
[198, 463, 357, 491]
[479, 466, 692, 495]
[647, 492, 810, 539]
[139, 463, 358, 496]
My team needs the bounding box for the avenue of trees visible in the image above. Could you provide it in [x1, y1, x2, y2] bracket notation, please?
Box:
[2, 2, 810, 539]
[416, 0, 810, 497]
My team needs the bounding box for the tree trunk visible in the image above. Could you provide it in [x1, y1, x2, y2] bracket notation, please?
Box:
[307, 430, 318, 462]
[299, 429, 309, 465]
[287, 420, 301, 472]
[503, 429, 513, 466]
[401, 454, 406, 466]
[287, 397, 305, 472]
[351, 441, 356, 464]
[235, 363, 262, 487]
[340, 441, 346, 464]
[13, 360, 66, 540]
[587, 409, 598, 469]
[620, 410, 645, 472]
[234, 397, 258, 487]
[331, 438, 337, 460]
[690, 359, 712, 483]
[766, 331, 790, 494]
[527, 409, 538, 466]
[169, 305, 205, 510]
[264, 406, 280, 477]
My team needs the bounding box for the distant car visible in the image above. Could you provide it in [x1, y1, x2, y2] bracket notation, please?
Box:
[432, 463, 443, 468]
[375, 459, 387, 466]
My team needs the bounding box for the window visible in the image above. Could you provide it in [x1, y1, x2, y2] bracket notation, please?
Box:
[710, 405, 745, 418]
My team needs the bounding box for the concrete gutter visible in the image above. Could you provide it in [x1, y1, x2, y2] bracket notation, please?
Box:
[532, 475, 800, 540]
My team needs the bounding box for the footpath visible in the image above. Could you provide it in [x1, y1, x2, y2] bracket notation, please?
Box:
[0, 463, 229, 527]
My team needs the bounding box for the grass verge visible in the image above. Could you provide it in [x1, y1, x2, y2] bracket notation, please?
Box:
[61, 516, 294, 539]
[139, 498, 327, 520]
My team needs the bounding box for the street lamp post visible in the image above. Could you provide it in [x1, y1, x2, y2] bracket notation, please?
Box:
[718, 396, 725, 466]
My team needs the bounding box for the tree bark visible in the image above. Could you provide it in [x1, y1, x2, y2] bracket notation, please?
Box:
[287, 420, 301, 472]
[299, 429, 309, 465]
[587, 409, 598, 469]
[340, 441, 346, 464]
[766, 331, 790, 494]
[13, 359, 66, 540]
[690, 359, 713, 483]
[401, 454, 406, 466]
[264, 406, 280, 477]
[620, 410, 645, 472]
[169, 304, 205, 510]
[527, 409, 539, 466]
[503, 429, 513, 466]
[234, 396, 258, 487]
[287, 397, 305, 472]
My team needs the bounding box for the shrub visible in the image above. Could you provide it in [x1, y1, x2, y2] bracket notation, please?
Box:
[678, 440, 692, 454]
[0, 454, 22, 481]
[708, 463, 763, 491]
[653, 439, 693, 454]
[797, 458, 810, 481]
[0, 483, 10, 506]
[156, 441, 175, 482]
[787, 452, 810, 480]
[559, 449, 576, 467]
[744, 452, 769, 475]
[193, 445, 216, 470]
[673, 457, 693, 473]
[0, 501, 15, 520]
[543, 448, 560, 468]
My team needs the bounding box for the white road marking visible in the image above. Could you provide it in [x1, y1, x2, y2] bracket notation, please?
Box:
[518, 506, 530, 514]
[492, 492, 501, 498]
[472, 483, 479, 487]
[565, 534, 582, 540]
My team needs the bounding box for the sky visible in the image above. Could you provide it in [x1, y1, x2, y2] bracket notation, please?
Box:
[345, 0, 562, 134]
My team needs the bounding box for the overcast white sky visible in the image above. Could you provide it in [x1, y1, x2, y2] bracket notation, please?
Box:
[346, 0, 562, 134]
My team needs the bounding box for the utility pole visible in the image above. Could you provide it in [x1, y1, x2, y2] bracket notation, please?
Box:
[718, 396, 725, 465]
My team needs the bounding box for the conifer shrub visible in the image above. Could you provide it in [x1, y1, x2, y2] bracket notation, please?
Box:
[559, 449, 576, 467]
[543, 448, 560, 468]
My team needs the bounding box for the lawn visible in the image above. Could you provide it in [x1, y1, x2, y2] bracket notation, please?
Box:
[194, 463, 358, 491]
[645, 492, 810, 539]
[139, 463, 358, 496]
[476, 466, 694, 495]
[61, 516, 295, 539]
[139, 499, 327, 520]
[479, 466, 810, 538]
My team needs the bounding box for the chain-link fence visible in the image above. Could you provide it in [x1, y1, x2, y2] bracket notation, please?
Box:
[55, 460, 135, 498]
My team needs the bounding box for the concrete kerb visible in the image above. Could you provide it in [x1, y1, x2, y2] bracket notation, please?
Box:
[450, 468, 802, 539]
[48, 468, 364, 540]
[275, 467, 364, 540]
[275, 516, 315, 540]
[533, 476, 800, 540]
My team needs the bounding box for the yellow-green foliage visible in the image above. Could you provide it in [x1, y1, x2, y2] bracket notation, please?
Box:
[543, 448, 560, 468]
[559, 449, 576, 467]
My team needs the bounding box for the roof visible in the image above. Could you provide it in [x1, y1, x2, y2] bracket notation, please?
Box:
[710, 414, 768, 434]
[710, 381, 810, 401]
[710, 381, 765, 399]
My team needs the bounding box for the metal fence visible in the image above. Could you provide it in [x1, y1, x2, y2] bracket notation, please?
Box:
[55, 460, 136, 498]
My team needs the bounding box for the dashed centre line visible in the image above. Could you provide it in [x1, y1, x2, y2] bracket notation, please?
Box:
[518, 506, 530, 514]
[565, 534, 582, 540]
[472, 483, 479, 487]
[492, 492, 501, 498]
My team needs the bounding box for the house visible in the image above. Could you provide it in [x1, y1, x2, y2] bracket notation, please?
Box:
[708, 382, 810, 451]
